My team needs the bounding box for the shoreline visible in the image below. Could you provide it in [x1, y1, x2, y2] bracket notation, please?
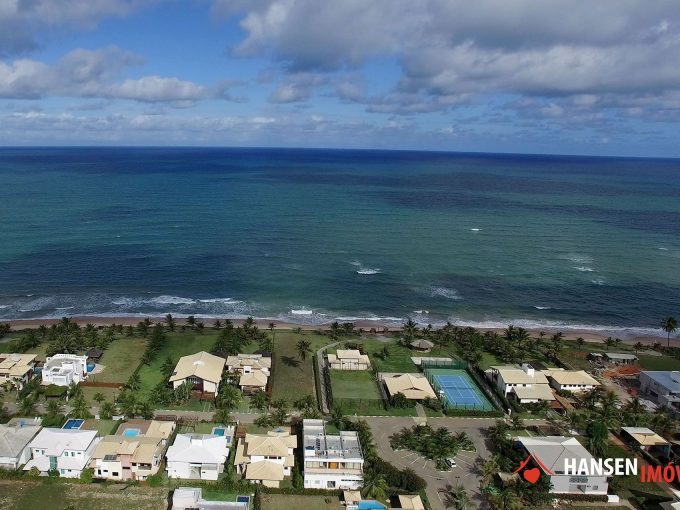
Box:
[2, 314, 675, 347]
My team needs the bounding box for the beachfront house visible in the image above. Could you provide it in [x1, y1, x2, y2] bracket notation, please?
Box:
[0, 421, 42, 469]
[234, 428, 297, 487]
[381, 373, 437, 401]
[639, 371, 680, 414]
[542, 369, 600, 393]
[41, 354, 88, 387]
[515, 436, 609, 495]
[89, 420, 175, 481]
[23, 428, 100, 478]
[0, 353, 37, 390]
[225, 353, 271, 393]
[302, 419, 363, 490]
[166, 426, 234, 481]
[326, 349, 371, 370]
[169, 351, 226, 397]
[485, 364, 555, 404]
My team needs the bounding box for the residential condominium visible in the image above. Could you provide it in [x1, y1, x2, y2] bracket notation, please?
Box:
[0, 353, 37, 390]
[225, 353, 271, 394]
[0, 420, 42, 469]
[169, 351, 226, 397]
[302, 419, 364, 490]
[23, 428, 100, 478]
[234, 428, 297, 487]
[326, 349, 371, 370]
[41, 354, 88, 387]
[166, 425, 234, 480]
[89, 420, 176, 481]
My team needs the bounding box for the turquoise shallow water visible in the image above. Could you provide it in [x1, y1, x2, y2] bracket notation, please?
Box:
[0, 147, 679, 335]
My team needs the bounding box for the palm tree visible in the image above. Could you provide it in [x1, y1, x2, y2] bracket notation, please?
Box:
[634, 342, 644, 354]
[214, 407, 232, 425]
[126, 373, 141, 391]
[93, 392, 106, 406]
[296, 339, 312, 360]
[136, 400, 154, 420]
[165, 314, 176, 332]
[402, 319, 418, 341]
[100, 401, 116, 420]
[661, 316, 677, 348]
[604, 337, 616, 349]
[46, 399, 63, 416]
[70, 395, 91, 419]
[441, 485, 471, 510]
[361, 470, 388, 500]
[19, 396, 37, 416]
[251, 389, 269, 411]
[186, 315, 197, 328]
[576, 337, 585, 351]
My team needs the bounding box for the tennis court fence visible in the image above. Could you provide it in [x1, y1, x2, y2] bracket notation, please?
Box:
[424, 367, 499, 411]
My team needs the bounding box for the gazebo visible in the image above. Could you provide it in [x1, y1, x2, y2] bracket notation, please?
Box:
[410, 339, 434, 352]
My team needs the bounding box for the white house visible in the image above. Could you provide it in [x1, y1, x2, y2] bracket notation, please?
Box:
[485, 364, 555, 403]
[326, 350, 371, 370]
[543, 369, 601, 393]
[0, 353, 37, 390]
[166, 428, 234, 481]
[169, 351, 226, 396]
[302, 419, 363, 490]
[515, 436, 608, 495]
[234, 428, 297, 487]
[639, 371, 680, 413]
[41, 354, 88, 387]
[0, 421, 42, 469]
[23, 428, 99, 478]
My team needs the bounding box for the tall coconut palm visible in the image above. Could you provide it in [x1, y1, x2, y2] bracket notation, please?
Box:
[361, 470, 388, 500]
[402, 319, 419, 341]
[441, 485, 471, 510]
[633, 342, 644, 354]
[576, 337, 585, 351]
[165, 314, 176, 332]
[661, 316, 677, 348]
[296, 339, 312, 360]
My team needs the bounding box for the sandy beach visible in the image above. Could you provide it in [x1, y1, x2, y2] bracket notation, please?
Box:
[2, 315, 673, 347]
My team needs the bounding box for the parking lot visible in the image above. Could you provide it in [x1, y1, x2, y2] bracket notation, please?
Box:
[362, 416, 496, 510]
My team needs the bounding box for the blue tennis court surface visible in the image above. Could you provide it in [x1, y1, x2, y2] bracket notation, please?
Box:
[426, 369, 494, 411]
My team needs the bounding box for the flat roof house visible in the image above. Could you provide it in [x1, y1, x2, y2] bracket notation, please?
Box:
[302, 419, 363, 490]
[639, 371, 680, 413]
[41, 354, 88, 387]
[604, 352, 639, 364]
[0, 353, 37, 390]
[543, 369, 600, 393]
[90, 420, 176, 481]
[327, 349, 371, 370]
[225, 353, 271, 393]
[382, 373, 437, 400]
[515, 436, 608, 496]
[23, 428, 100, 478]
[166, 426, 234, 481]
[0, 421, 42, 470]
[234, 428, 297, 488]
[169, 351, 226, 396]
[485, 364, 555, 403]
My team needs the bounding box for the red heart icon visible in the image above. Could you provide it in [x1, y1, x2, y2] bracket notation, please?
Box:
[523, 468, 540, 484]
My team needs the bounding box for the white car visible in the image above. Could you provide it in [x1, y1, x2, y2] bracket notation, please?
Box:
[445, 458, 457, 469]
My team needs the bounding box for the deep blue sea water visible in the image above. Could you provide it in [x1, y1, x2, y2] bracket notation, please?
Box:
[0, 147, 679, 336]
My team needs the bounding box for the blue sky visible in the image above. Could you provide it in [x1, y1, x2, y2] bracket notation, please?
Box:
[1, 1, 680, 157]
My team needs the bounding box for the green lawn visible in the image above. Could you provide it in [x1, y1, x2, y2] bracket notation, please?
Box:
[89, 337, 148, 384]
[330, 370, 381, 400]
[270, 331, 334, 403]
[81, 418, 119, 435]
[260, 494, 343, 510]
[179, 421, 220, 434]
[82, 385, 119, 404]
[332, 338, 421, 373]
[637, 354, 680, 371]
[0, 342, 50, 362]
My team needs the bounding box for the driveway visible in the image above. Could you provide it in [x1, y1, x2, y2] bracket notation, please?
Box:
[362, 416, 497, 510]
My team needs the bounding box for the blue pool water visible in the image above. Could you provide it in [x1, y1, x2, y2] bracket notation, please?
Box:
[62, 419, 84, 430]
[357, 501, 387, 510]
[87, 362, 96, 372]
[212, 427, 226, 436]
[123, 429, 140, 437]
[236, 496, 250, 503]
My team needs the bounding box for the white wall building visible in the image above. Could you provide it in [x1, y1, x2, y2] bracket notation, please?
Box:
[485, 364, 555, 403]
[302, 419, 364, 490]
[639, 371, 680, 413]
[41, 354, 88, 387]
[23, 428, 99, 478]
[0, 421, 42, 469]
[234, 428, 297, 487]
[166, 427, 234, 481]
[515, 436, 609, 495]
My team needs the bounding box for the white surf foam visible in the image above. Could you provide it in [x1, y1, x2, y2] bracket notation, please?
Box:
[591, 278, 605, 285]
[430, 286, 462, 300]
[534, 306, 552, 310]
[470, 228, 481, 232]
[198, 298, 240, 304]
[573, 266, 594, 272]
[357, 268, 381, 275]
[658, 247, 668, 251]
[150, 295, 196, 305]
[291, 309, 313, 315]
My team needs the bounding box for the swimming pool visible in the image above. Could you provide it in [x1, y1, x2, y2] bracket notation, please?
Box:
[212, 427, 226, 436]
[62, 419, 84, 430]
[357, 501, 387, 510]
[426, 368, 494, 411]
[123, 428, 141, 437]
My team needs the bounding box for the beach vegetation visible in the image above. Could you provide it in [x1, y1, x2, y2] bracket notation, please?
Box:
[661, 316, 677, 348]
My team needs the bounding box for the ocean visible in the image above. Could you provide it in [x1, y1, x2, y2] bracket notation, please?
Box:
[0, 147, 679, 336]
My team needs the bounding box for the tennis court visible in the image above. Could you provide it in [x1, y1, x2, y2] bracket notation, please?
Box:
[426, 368, 494, 411]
